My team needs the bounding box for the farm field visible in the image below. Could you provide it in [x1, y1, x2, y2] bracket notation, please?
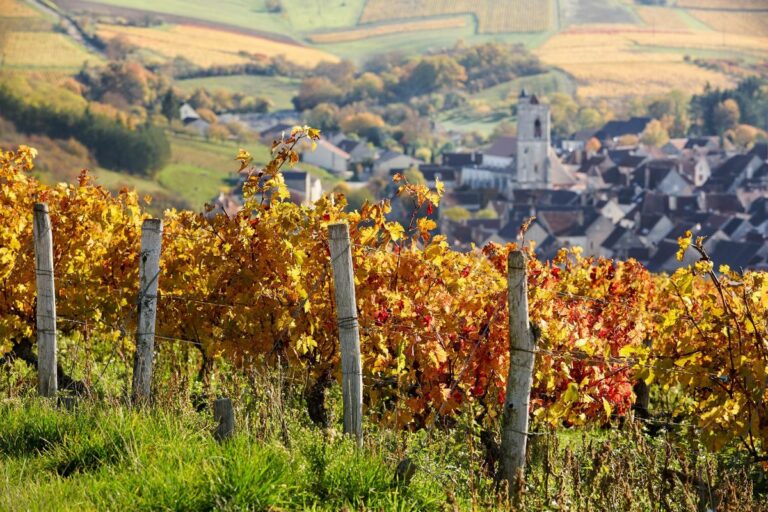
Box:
[176, 75, 301, 112]
[95, 23, 340, 68]
[533, 24, 768, 98]
[308, 16, 469, 44]
[675, 0, 768, 9]
[688, 10, 768, 38]
[0, 0, 100, 71]
[359, 0, 554, 33]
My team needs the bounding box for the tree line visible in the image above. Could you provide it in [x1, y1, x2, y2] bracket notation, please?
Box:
[0, 84, 170, 176]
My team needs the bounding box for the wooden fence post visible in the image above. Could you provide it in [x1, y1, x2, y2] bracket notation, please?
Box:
[500, 250, 536, 498]
[328, 222, 363, 446]
[214, 397, 235, 441]
[131, 218, 162, 405]
[33, 203, 57, 397]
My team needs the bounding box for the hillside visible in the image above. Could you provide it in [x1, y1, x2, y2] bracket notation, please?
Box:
[0, 0, 762, 102]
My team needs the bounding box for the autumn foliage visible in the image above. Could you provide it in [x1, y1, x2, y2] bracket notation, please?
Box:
[1, 134, 767, 461]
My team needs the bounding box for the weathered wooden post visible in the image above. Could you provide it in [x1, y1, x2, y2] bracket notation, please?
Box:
[33, 203, 58, 397]
[213, 397, 235, 441]
[328, 222, 363, 446]
[131, 218, 162, 405]
[500, 250, 536, 498]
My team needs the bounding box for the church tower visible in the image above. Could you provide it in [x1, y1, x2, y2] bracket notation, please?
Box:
[515, 89, 550, 188]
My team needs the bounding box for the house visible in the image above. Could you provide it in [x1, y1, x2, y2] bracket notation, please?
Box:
[705, 154, 763, 192]
[374, 151, 423, 174]
[600, 226, 646, 259]
[180, 103, 201, 124]
[483, 136, 517, 168]
[179, 103, 209, 136]
[416, 165, 458, 190]
[442, 152, 483, 169]
[631, 160, 692, 196]
[594, 117, 652, 144]
[459, 166, 511, 193]
[259, 123, 294, 143]
[300, 139, 351, 176]
[636, 214, 674, 247]
[336, 138, 378, 165]
[283, 170, 323, 205]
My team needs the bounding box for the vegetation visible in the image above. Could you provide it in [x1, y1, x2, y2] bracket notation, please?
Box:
[2, 139, 768, 509]
[359, 0, 553, 34]
[0, 78, 170, 175]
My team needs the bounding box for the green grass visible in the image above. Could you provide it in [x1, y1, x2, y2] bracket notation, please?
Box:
[90, 134, 339, 211]
[176, 75, 301, 111]
[434, 71, 575, 136]
[0, 400, 445, 511]
[77, 0, 365, 38]
[472, 70, 576, 103]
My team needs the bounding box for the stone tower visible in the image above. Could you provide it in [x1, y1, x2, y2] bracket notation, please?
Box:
[515, 89, 550, 188]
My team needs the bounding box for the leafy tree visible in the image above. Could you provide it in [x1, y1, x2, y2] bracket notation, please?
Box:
[293, 77, 343, 111]
[340, 112, 386, 143]
[305, 103, 340, 132]
[640, 119, 670, 147]
[400, 56, 467, 98]
[475, 207, 498, 220]
[443, 206, 472, 222]
[161, 88, 181, 122]
[713, 99, 741, 134]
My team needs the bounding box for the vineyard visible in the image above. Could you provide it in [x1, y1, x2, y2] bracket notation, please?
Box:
[359, 0, 552, 34]
[95, 24, 340, 68]
[2, 133, 768, 509]
[688, 10, 768, 38]
[307, 17, 469, 44]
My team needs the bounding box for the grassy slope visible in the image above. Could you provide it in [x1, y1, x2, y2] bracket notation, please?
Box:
[0, 1, 102, 72]
[176, 75, 301, 111]
[0, 401, 445, 511]
[90, 135, 339, 211]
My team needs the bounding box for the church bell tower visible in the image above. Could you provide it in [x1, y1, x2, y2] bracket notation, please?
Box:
[515, 89, 550, 188]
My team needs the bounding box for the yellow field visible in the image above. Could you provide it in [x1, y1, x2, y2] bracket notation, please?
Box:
[97, 24, 340, 68]
[0, 0, 37, 17]
[360, 0, 551, 34]
[533, 25, 768, 98]
[634, 7, 690, 31]
[676, 0, 767, 9]
[3, 32, 97, 68]
[688, 11, 768, 37]
[308, 16, 468, 43]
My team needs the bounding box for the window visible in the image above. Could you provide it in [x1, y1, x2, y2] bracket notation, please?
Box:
[534, 118, 542, 138]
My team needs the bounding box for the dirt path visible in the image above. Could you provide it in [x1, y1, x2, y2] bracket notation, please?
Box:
[25, 0, 104, 55]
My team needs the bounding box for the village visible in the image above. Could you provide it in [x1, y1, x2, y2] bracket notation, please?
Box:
[185, 90, 768, 273]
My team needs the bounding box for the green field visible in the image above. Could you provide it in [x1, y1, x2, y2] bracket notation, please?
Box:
[70, 0, 365, 36]
[435, 70, 576, 137]
[176, 75, 301, 111]
[88, 134, 338, 211]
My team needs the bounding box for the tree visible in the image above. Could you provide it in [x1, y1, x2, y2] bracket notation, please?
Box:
[340, 112, 386, 143]
[713, 98, 741, 134]
[400, 56, 467, 98]
[161, 88, 180, 122]
[548, 93, 579, 137]
[305, 103, 340, 132]
[474, 207, 498, 220]
[640, 119, 670, 147]
[575, 108, 603, 132]
[189, 88, 213, 110]
[443, 206, 471, 222]
[292, 77, 343, 111]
